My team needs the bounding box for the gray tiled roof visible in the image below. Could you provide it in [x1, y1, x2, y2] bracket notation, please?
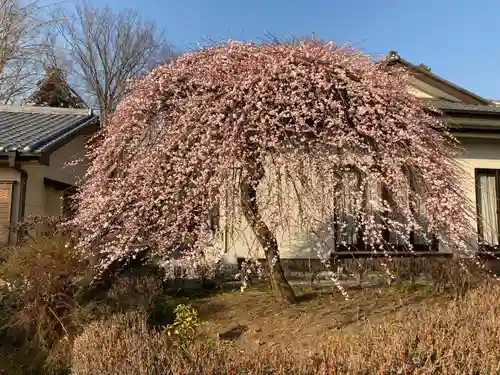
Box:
[428, 99, 500, 116]
[0, 105, 98, 154]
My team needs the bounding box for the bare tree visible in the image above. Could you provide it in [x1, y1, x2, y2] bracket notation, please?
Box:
[0, 0, 53, 103]
[54, 1, 177, 122]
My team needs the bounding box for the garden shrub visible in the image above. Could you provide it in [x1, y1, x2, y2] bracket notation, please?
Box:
[106, 273, 164, 312]
[339, 256, 491, 296]
[146, 294, 178, 329]
[0, 233, 101, 375]
[164, 303, 200, 347]
[71, 311, 172, 375]
[0, 224, 185, 374]
[326, 281, 500, 374]
[0, 234, 89, 348]
[102, 267, 179, 329]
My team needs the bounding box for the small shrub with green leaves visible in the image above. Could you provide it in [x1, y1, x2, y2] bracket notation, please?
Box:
[164, 304, 200, 344]
[147, 294, 177, 328]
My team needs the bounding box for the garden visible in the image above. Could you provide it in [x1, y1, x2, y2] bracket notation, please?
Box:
[0, 231, 499, 374]
[2, 39, 500, 374]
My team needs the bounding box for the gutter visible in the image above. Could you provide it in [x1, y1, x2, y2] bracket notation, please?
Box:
[444, 117, 500, 132]
[7, 151, 27, 245]
[441, 108, 500, 118]
[0, 152, 47, 165]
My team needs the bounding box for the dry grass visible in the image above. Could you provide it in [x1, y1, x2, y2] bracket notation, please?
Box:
[71, 311, 173, 375]
[0, 235, 89, 344]
[195, 255, 492, 354]
[195, 282, 442, 354]
[70, 281, 500, 374]
[325, 282, 500, 374]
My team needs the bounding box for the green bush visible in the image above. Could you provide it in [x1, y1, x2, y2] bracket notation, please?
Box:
[164, 303, 200, 346]
[146, 294, 177, 328]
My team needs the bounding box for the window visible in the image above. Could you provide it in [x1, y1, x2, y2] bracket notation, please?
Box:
[476, 169, 500, 248]
[334, 170, 361, 246]
[333, 170, 438, 252]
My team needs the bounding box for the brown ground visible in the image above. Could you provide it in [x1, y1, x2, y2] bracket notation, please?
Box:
[194, 282, 450, 355]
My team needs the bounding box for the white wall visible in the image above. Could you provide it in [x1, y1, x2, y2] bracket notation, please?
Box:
[45, 133, 90, 186]
[219, 136, 500, 263]
[455, 136, 500, 248]
[21, 134, 89, 219]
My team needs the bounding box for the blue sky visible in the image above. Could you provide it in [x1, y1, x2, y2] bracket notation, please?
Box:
[100, 0, 500, 99]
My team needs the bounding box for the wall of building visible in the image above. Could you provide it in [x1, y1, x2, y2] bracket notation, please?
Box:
[0, 163, 66, 244]
[44, 185, 63, 217]
[455, 136, 500, 247]
[19, 134, 89, 220]
[217, 136, 500, 263]
[217, 164, 341, 263]
[23, 163, 46, 218]
[0, 132, 89, 222]
[44, 133, 90, 186]
[0, 168, 21, 182]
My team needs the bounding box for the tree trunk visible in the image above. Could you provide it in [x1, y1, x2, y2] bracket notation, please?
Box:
[239, 163, 296, 304]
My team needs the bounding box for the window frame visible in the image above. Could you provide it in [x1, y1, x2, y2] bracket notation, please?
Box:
[332, 170, 438, 253]
[475, 168, 500, 250]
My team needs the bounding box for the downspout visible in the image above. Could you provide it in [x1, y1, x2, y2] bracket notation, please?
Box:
[8, 151, 27, 245]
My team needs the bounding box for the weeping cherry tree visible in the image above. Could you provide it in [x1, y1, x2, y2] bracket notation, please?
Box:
[72, 41, 476, 304]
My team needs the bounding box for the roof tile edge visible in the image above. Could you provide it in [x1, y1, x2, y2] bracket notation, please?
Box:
[0, 104, 93, 116]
